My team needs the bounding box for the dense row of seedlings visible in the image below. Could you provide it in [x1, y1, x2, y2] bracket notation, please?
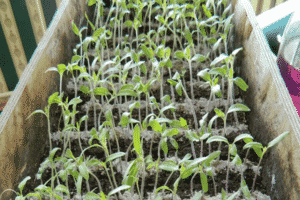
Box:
[1, 0, 290, 199]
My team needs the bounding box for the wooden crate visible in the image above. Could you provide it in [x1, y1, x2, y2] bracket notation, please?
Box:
[0, 0, 299, 199]
[0, 0, 93, 198]
[232, 0, 300, 199]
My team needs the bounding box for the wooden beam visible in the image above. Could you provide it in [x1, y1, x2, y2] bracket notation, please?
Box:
[0, 0, 27, 79]
[25, 0, 47, 44]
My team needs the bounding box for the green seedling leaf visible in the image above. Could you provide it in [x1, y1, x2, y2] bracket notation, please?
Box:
[234, 77, 249, 91]
[78, 162, 89, 181]
[161, 138, 168, 154]
[211, 54, 228, 66]
[208, 37, 217, 45]
[227, 104, 250, 114]
[231, 154, 242, 166]
[200, 172, 208, 193]
[243, 142, 264, 158]
[66, 149, 75, 160]
[26, 109, 45, 120]
[163, 128, 179, 137]
[181, 166, 197, 179]
[88, 0, 96, 6]
[156, 118, 173, 124]
[72, 21, 79, 36]
[141, 44, 153, 60]
[129, 102, 141, 112]
[50, 147, 61, 161]
[179, 153, 192, 165]
[229, 144, 237, 156]
[57, 64, 66, 75]
[232, 47, 243, 56]
[132, 74, 141, 83]
[108, 185, 131, 197]
[149, 120, 162, 133]
[133, 124, 142, 157]
[161, 95, 171, 104]
[185, 28, 193, 48]
[192, 54, 206, 62]
[76, 175, 83, 194]
[160, 104, 176, 115]
[117, 89, 137, 97]
[18, 176, 31, 195]
[48, 92, 61, 105]
[85, 192, 101, 199]
[106, 152, 126, 163]
[155, 186, 172, 195]
[200, 133, 211, 140]
[214, 108, 225, 119]
[26, 193, 41, 199]
[184, 46, 191, 60]
[169, 137, 179, 150]
[54, 184, 70, 196]
[180, 117, 187, 128]
[190, 157, 208, 167]
[159, 160, 179, 172]
[268, 131, 289, 148]
[86, 158, 101, 168]
[213, 38, 223, 52]
[105, 110, 112, 122]
[202, 4, 212, 18]
[208, 115, 219, 133]
[203, 151, 221, 166]
[176, 82, 182, 96]
[206, 136, 229, 144]
[221, 188, 226, 200]
[234, 134, 253, 144]
[241, 179, 251, 200]
[175, 51, 185, 59]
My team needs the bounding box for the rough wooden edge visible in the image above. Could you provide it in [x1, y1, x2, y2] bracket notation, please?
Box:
[0, 0, 93, 198]
[232, 0, 300, 199]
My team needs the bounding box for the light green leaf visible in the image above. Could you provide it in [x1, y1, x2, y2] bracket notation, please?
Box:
[133, 124, 142, 157]
[234, 134, 253, 144]
[210, 54, 228, 66]
[175, 51, 185, 59]
[180, 117, 187, 128]
[208, 115, 219, 133]
[149, 119, 162, 133]
[84, 192, 101, 200]
[213, 38, 223, 52]
[206, 136, 229, 144]
[243, 142, 263, 151]
[160, 137, 168, 154]
[231, 154, 242, 166]
[232, 47, 243, 56]
[268, 131, 289, 148]
[241, 179, 251, 200]
[192, 54, 206, 62]
[176, 82, 182, 96]
[234, 77, 249, 91]
[54, 184, 70, 196]
[159, 160, 179, 172]
[155, 186, 172, 195]
[214, 108, 225, 119]
[227, 104, 250, 114]
[117, 89, 137, 97]
[106, 152, 126, 163]
[162, 128, 179, 137]
[49, 147, 61, 161]
[169, 137, 178, 150]
[18, 176, 31, 194]
[80, 85, 90, 95]
[108, 185, 131, 197]
[48, 92, 60, 105]
[203, 151, 221, 166]
[200, 172, 208, 193]
[72, 21, 79, 36]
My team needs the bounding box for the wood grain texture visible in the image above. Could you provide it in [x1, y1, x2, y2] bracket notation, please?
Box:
[0, 0, 27, 79]
[25, 0, 47, 44]
[0, 0, 94, 198]
[232, 0, 300, 199]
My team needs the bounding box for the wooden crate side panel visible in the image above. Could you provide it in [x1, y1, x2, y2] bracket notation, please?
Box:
[233, 0, 300, 199]
[0, 0, 93, 198]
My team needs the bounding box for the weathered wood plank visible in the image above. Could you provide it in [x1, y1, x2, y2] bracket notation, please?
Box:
[25, 0, 47, 44]
[0, 0, 27, 79]
[0, 0, 94, 198]
[232, 0, 300, 199]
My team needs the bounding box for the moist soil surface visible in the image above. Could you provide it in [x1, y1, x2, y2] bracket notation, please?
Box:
[20, 1, 276, 200]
